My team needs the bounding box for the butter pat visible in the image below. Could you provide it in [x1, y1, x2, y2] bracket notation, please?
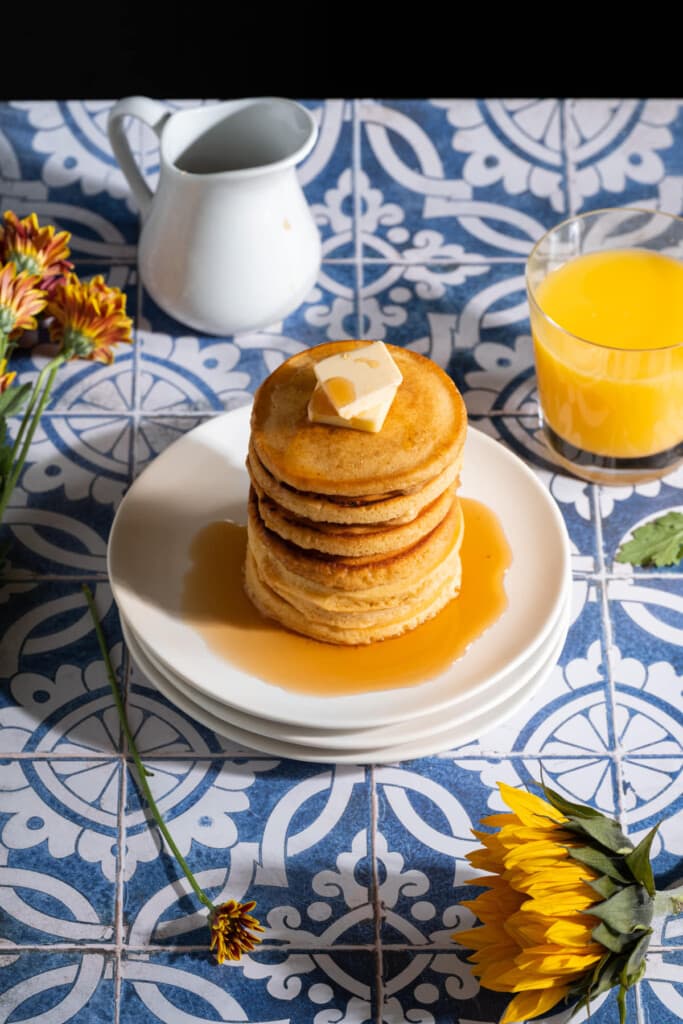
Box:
[307, 382, 395, 433]
[313, 341, 403, 419]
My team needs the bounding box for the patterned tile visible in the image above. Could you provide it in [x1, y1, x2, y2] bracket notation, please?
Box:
[360, 261, 530, 404]
[0, 579, 122, 703]
[123, 758, 374, 947]
[0, 758, 119, 944]
[5, 101, 141, 254]
[621, 755, 683, 882]
[566, 99, 683, 215]
[2, 417, 132, 576]
[640, 950, 683, 1024]
[120, 949, 376, 1024]
[360, 99, 567, 260]
[303, 99, 355, 257]
[0, 952, 115, 1021]
[599, 466, 683, 574]
[607, 575, 683, 761]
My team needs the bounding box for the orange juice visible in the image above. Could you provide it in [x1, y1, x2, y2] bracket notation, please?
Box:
[529, 248, 683, 459]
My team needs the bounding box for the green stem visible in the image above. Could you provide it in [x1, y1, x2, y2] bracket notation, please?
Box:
[654, 883, 683, 917]
[0, 357, 63, 524]
[82, 584, 216, 914]
[7, 358, 56, 458]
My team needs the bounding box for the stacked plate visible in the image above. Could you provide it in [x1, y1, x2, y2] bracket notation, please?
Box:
[107, 405, 571, 764]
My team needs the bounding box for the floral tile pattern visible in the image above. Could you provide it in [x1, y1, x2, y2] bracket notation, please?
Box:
[0, 98, 682, 1024]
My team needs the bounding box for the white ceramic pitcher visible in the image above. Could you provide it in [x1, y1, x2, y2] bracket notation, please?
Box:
[108, 96, 321, 335]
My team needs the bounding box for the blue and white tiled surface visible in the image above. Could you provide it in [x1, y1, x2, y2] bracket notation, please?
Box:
[0, 99, 682, 1023]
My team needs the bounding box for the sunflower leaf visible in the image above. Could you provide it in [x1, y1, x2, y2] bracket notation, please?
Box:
[624, 826, 658, 897]
[588, 874, 621, 900]
[569, 844, 631, 883]
[563, 815, 634, 855]
[571, 954, 622, 1009]
[623, 929, 652, 979]
[539, 781, 604, 819]
[592, 920, 631, 953]
[590, 884, 654, 933]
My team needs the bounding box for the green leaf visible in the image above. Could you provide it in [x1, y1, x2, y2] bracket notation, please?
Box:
[623, 929, 652, 979]
[592, 920, 631, 953]
[588, 874, 621, 900]
[569, 844, 631, 883]
[0, 381, 31, 418]
[540, 781, 604, 819]
[590, 884, 654, 934]
[615, 511, 683, 567]
[563, 814, 634, 855]
[571, 953, 622, 1010]
[624, 826, 658, 897]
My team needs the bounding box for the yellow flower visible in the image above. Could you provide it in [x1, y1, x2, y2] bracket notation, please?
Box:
[0, 211, 73, 297]
[47, 273, 133, 364]
[0, 262, 47, 338]
[456, 781, 657, 1024]
[209, 899, 264, 964]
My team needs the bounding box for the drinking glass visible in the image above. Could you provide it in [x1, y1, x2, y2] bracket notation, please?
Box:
[526, 207, 683, 484]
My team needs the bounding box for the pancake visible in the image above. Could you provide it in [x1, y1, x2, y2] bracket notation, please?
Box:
[253, 481, 456, 557]
[250, 516, 464, 614]
[244, 547, 463, 645]
[243, 341, 468, 645]
[247, 490, 464, 590]
[250, 342, 467, 498]
[246, 444, 462, 525]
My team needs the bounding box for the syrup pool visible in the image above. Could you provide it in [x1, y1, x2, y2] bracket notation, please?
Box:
[181, 497, 511, 696]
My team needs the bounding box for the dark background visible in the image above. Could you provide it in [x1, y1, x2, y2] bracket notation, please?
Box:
[1, 8, 669, 101]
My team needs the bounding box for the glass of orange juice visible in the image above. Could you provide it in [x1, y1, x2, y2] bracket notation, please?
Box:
[526, 207, 683, 484]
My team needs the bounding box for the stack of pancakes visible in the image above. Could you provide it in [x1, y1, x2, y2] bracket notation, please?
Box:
[244, 341, 468, 645]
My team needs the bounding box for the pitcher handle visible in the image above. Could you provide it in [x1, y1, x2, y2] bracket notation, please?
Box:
[108, 96, 171, 218]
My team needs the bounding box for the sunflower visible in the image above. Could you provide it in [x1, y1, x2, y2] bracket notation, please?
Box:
[209, 899, 265, 964]
[47, 273, 133, 363]
[456, 781, 657, 1024]
[0, 211, 73, 296]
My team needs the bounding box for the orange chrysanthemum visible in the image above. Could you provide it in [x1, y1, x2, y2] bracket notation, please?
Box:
[209, 899, 264, 964]
[0, 262, 47, 338]
[47, 273, 133, 364]
[0, 357, 16, 392]
[0, 211, 73, 296]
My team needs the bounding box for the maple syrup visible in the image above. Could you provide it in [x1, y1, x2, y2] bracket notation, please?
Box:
[181, 497, 511, 696]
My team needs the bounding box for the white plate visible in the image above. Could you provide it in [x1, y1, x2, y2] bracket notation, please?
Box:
[122, 580, 571, 749]
[107, 404, 571, 731]
[123, 601, 570, 764]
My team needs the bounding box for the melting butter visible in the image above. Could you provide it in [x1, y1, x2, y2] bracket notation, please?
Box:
[307, 382, 395, 432]
[313, 341, 402, 419]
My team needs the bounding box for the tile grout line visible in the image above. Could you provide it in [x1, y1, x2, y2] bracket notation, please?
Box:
[117, 108, 144, 1021]
[369, 764, 384, 1023]
[352, 98, 364, 339]
[592, 486, 628, 829]
[560, 98, 577, 217]
[6, 748, 677, 762]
